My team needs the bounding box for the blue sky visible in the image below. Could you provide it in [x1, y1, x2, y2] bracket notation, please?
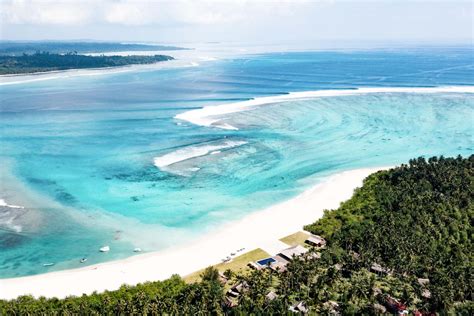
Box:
[0, 0, 472, 45]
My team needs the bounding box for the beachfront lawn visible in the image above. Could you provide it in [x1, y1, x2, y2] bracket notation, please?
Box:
[279, 231, 309, 247]
[183, 248, 270, 283]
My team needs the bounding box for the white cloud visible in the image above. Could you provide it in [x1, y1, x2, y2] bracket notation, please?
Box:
[2, 0, 470, 43]
[1, 0, 314, 26]
[1, 0, 95, 25]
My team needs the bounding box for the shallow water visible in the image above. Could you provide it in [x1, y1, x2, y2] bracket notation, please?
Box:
[0, 47, 473, 277]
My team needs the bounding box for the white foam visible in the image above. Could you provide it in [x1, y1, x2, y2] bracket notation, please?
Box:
[175, 86, 474, 129]
[0, 198, 25, 209]
[153, 140, 247, 171]
[2, 217, 22, 233]
[200, 57, 218, 61]
[0, 68, 131, 86]
[0, 199, 24, 233]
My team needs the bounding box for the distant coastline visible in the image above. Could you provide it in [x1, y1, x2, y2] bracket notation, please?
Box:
[0, 57, 202, 86]
[0, 52, 175, 75]
[0, 41, 189, 56]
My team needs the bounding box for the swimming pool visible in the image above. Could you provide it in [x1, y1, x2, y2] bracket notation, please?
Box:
[257, 258, 276, 266]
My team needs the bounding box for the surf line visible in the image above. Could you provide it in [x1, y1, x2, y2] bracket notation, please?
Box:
[175, 86, 474, 130]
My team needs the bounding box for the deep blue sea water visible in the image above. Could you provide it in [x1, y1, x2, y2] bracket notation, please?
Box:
[0, 47, 473, 277]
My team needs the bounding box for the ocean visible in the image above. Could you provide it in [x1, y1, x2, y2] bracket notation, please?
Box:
[0, 46, 473, 277]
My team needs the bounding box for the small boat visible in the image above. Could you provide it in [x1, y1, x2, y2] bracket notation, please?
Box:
[231, 252, 236, 256]
[99, 246, 110, 252]
[80, 258, 88, 263]
[133, 248, 142, 252]
[43, 263, 55, 267]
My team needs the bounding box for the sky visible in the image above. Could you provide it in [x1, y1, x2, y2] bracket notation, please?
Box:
[0, 0, 472, 45]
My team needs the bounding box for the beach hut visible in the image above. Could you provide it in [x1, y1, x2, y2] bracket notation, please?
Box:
[227, 281, 249, 298]
[232, 281, 249, 294]
[265, 291, 278, 302]
[289, 301, 308, 314]
[370, 263, 391, 275]
[417, 278, 431, 298]
[305, 235, 326, 248]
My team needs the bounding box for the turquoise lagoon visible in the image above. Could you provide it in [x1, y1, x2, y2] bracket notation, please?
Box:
[0, 48, 473, 277]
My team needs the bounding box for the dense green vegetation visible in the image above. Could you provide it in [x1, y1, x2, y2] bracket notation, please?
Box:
[0, 41, 187, 56]
[1, 155, 472, 314]
[0, 52, 174, 74]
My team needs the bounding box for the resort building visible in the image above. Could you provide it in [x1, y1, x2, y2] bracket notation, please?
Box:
[370, 263, 391, 275]
[304, 234, 326, 248]
[277, 245, 308, 261]
[417, 278, 431, 298]
[265, 291, 278, 302]
[289, 301, 308, 313]
[227, 281, 249, 298]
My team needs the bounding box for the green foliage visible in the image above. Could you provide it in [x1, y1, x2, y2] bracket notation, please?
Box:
[304, 173, 381, 239]
[1, 155, 472, 314]
[0, 52, 174, 74]
[0, 274, 225, 315]
[306, 155, 473, 312]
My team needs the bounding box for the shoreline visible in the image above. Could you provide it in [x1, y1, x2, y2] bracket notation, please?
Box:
[0, 166, 388, 300]
[0, 58, 201, 86]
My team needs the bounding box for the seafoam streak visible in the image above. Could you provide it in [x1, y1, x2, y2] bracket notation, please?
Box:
[0, 199, 25, 233]
[0, 199, 24, 209]
[175, 86, 474, 130]
[153, 140, 247, 173]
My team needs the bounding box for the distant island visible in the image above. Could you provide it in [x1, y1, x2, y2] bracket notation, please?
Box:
[0, 41, 188, 56]
[0, 52, 174, 75]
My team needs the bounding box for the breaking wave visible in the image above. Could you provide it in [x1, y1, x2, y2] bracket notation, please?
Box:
[153, 140, 248, 174]
[175, 86, 474, 130]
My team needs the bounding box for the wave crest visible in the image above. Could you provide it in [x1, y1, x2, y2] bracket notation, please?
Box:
[175, 86, 474, 130]
[154, 140, 247, 175]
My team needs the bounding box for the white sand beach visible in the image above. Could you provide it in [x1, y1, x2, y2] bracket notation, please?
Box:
[0, 166, 388, 300]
